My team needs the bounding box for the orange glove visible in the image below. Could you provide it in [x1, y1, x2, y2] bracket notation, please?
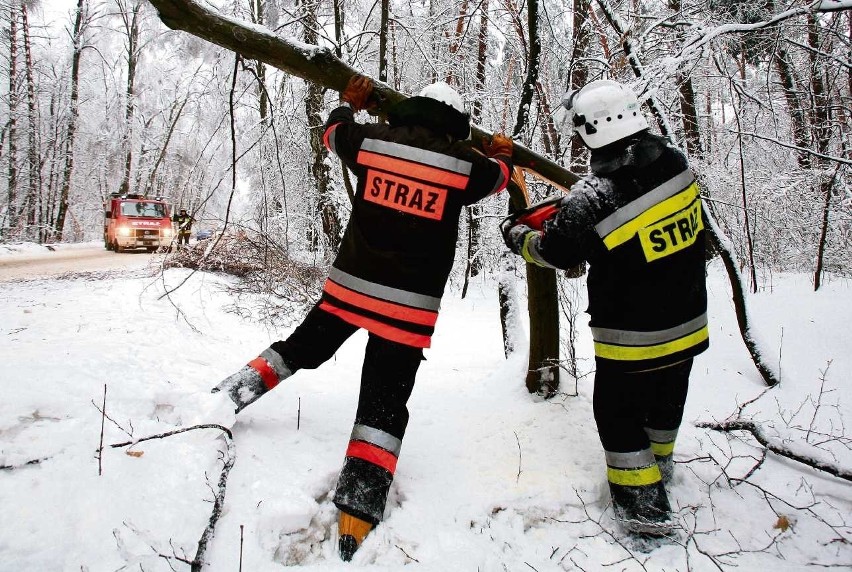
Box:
[342, 75, 375, 112]
[483, 133, 513, 158]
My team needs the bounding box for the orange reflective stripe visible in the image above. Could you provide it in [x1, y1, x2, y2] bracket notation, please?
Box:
[324, 280, 438, 326]
[319, 302, 432, 348]
[357, 150, 470, 189]
[346, 440, 398, 474]
[490, 157, 510, 195]
[248, 357, 280, 390]
[323, 122, 342, 154]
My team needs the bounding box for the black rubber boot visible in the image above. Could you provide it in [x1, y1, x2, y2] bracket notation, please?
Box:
[655, 453, 674, 484]
[610, 480, 673, 536]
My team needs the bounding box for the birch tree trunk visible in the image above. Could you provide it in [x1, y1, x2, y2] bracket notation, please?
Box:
[117, 1, 142, 196]
[6, 3, 20, 236]
[21, 4, 42, 240]
[54, 0, 87, 242]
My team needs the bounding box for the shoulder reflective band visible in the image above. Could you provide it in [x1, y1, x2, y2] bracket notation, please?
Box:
[346, 440, 399, 475]
[592, 314, 708, 361]
[323, 122, 343, 155]
[328, 267, 441, 312]
[488, 157, 511, 195]
[351, 424, 402, 457]
[358, 139, 472, 189]
[595, 170, 696, 250]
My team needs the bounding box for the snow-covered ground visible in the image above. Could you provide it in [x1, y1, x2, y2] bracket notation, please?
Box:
[0, 247, 850, 571]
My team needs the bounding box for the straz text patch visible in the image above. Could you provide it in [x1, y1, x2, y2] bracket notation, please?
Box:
[364, 169, 447, 220]
[639, 198, 704, 262]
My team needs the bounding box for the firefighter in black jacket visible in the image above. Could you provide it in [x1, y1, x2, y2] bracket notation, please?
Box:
[173, 208, 194, 247]
[211, 75, 513, 560]
[502, 79, 708, 536]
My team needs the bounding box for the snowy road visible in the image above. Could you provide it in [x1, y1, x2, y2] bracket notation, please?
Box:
[0, 244, 153, 282]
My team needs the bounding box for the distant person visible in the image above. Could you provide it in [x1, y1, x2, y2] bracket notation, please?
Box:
[209, 75, 513, 560]
[173, 208, 194, 247]
[501, 79, 708, 537]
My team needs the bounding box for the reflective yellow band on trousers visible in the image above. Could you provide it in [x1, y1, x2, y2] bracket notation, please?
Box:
[594, 325, 709, 361]
[650, 441, 675, 456]
[607, 464, 662, 486]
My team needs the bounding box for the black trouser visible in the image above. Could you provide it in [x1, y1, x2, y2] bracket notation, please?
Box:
[592, 358, 692, 455]
[178, 231, 191, 245]
[271, 304, 423, 522]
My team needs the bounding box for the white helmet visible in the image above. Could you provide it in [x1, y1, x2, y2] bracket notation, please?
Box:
[418, 81, 465, 114]
[561, 80, 648, 149]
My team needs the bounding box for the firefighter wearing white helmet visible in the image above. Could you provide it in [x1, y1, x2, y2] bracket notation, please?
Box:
[563, 79, 649, 148]
[501, 78, 708, 537]
[209, 75, 513, 562]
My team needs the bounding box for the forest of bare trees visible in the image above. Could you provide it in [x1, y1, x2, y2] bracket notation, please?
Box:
[0, 0, 849, 374]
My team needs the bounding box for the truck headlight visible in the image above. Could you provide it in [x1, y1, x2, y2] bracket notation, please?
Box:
[117, 226, 132, 237]
[162, 228, 173, 237]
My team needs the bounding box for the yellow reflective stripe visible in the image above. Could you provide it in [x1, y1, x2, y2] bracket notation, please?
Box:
[602, 183, 699, 250]
[521, 232, 550, 267]
[594, 325, 709, 361]
[650, 441, 675, 456]
[607, 464, 662, 486]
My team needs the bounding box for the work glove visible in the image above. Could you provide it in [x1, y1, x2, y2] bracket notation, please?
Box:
[211, 348, 293, 413]
[342, 75, 375, 112]
[483, 133, 513, 158]
[500, 220, 538, 256]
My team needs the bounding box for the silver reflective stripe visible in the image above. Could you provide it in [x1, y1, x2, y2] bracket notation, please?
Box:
[260, 348, 292, 380]
[645, 428, 678, 444]
[326, 127, 338, 156]
[595, 169, 695, 238]
[591, 313, 707, 346]
[605, 448, 656, 469]
[328, 267, 441, 311]
[351, 424, 402, 456]
[361, 138, 472, 175]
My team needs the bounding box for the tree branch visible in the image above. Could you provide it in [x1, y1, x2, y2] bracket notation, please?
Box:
[144, 0, 581, 192]
[696, 419, 852, 482]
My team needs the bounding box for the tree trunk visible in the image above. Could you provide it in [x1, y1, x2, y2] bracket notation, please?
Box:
[302, 0, 341, 254]
[6, 3, 20, 236]
[511, 0, 540, 140]
[54, 0, 87, 242]
[145, 0, 580, 191]
[463, 0, 491, 293]
[704, 204, 780, 387]
[118, 1, 141, 196]
[21, 4, 42, 241]
[813, 167, 840, 291]
[378, 0, 389, 82]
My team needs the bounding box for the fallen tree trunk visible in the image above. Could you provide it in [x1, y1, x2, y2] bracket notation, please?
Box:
[145, 0, 581, 195]
[144, 0, 781, 391]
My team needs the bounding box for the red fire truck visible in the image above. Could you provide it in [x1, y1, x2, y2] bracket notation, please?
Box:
[103, 193, 174, 252]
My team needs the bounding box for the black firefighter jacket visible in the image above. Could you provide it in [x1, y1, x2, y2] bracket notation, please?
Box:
[535, 132, 709, 372]
[321, 104, 512, 348]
